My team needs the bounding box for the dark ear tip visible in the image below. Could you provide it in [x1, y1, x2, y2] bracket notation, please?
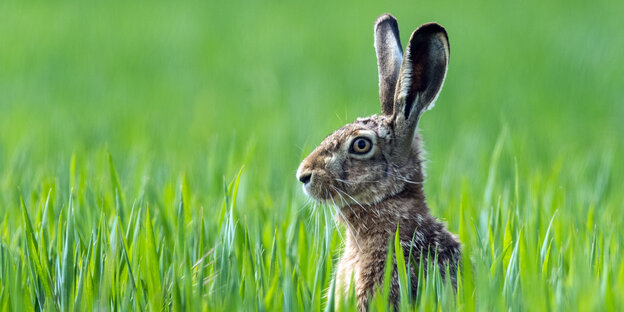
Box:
[374, 13, 398, 30]
[407, 22, 450, 57]
[412, 22, 449, 42]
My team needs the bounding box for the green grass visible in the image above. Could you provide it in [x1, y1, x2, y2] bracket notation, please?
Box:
[1, 0, 623, 310]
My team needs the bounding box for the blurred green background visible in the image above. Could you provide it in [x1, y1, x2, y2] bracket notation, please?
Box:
[0, 0, 622, 310]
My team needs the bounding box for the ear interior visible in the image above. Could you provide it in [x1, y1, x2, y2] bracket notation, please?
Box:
[374, 14, 403, 116]
[395, 23, 449, 121]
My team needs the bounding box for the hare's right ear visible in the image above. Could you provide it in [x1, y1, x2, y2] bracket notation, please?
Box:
[392, 23, 449, 141]
[375, 14, 403, 116]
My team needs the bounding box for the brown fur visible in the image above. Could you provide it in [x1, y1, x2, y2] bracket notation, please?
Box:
[296, 14, 460, 311]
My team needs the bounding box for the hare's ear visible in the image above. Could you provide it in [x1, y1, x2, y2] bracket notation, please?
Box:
[374, 14, 403, 116]
[392, 23, 449, 136]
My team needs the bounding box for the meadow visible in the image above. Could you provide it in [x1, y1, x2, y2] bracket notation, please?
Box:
[0, 0, 623, 310]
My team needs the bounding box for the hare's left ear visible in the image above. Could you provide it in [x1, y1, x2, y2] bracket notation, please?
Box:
[392, 23, 449, 137]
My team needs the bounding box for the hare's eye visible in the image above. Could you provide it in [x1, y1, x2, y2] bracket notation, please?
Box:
[350, 137, 372, 155]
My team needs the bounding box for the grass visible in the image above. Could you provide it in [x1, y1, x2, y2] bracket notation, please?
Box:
[1, 0, 623, 310]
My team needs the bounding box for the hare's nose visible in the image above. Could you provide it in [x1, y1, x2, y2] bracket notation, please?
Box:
[298, 172, 312, 184]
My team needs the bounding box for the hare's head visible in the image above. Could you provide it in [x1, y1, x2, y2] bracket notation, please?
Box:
[297, 14, 450, 207]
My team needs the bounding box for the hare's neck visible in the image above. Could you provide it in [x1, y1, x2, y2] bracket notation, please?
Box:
[339, 182, 431, 242]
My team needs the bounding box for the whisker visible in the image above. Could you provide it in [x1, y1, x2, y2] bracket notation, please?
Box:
[334, 177, 386, 184]
[387, 172, 424, 185]
[328, 191, 362, 251]
[331, 185, 367, 211]
[333, 187, 370, 233]
[325, 188, 346, 244]
[335, 169, 425, 185]
[331, 186, 363, 229]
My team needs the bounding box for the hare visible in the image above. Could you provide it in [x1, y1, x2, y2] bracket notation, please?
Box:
[296, 14, 461, 310]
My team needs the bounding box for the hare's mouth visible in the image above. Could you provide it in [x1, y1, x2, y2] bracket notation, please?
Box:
[298, 168, 364, 207]
[301, 181, 334, 204]
[301, 182, 331, 203]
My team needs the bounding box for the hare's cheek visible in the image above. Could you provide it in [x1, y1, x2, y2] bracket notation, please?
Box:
[322, 156, 343, 184]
